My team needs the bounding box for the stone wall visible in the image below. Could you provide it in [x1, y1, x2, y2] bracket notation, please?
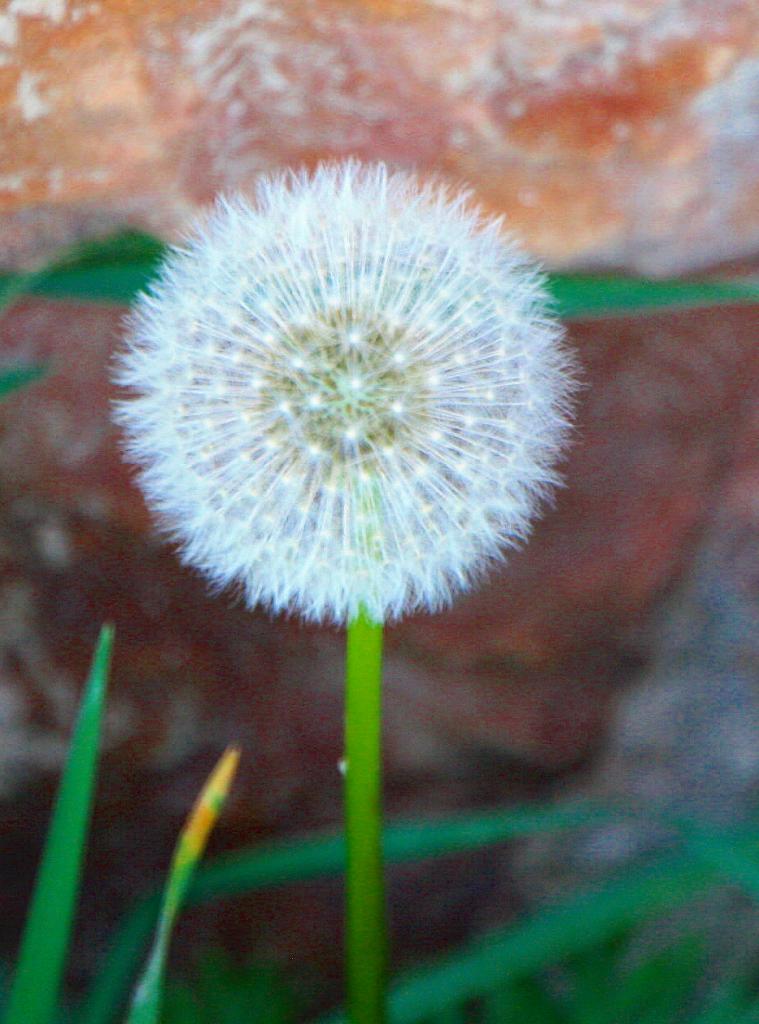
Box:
[1, 0, 759, 273]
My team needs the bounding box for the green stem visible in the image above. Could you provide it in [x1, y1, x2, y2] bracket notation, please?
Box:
[344, 607, 387, 1024]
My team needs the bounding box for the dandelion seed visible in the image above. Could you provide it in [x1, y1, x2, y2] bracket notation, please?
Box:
[114, 161, 576, 624]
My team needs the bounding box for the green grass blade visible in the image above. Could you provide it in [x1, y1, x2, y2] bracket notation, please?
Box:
[483, 978, 567, 1024]
[191, 802, 611, 902]
[73, 899, 159, 1024]
[603, 934, 703, 1024]
[161, 953, 295, 1024]
[673, 819, 759, 899]
[124, 748, 239, 1024]
[690, 972, 759, 1024]
[0, 232, 165, 311]
[1, 231, 758, 318]
[0, 268, 43, 311]
[548, 273, 759, 319]
[3, 625, 114, 1024]
[0, 365, 45, 400]
[2, 263, 159, 306]
[562, 933, 625, 1024]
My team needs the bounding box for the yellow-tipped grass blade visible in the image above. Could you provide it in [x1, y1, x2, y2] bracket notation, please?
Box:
[125, 747, 240, 1024]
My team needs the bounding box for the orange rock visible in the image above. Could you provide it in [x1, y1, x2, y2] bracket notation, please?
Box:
[0, 0, 758, 272]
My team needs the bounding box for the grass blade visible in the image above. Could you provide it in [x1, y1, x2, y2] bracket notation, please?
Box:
[162, 953, 295, 1024]
[1, 231, 758, 319]
[3, 625, 114, 1024]
[191, 802, 612, 902]
[690, 976, 758, 1024]
[598, 934, 703, 1024]
[0, 232, 165, 311]
[482, 978, 567, 1024]
[673, 818, 759, 899]
[124, 747, 240, 1024]
[548, 273, 759, 319]
[0, 365, 45, 400]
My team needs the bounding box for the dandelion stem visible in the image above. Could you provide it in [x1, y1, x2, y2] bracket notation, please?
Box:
[344, 606, 387, 1024]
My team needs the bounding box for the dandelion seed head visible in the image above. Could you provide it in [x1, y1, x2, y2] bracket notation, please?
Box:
[114, 161, 576, 624]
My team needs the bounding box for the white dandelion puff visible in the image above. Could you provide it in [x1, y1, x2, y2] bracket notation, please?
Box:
[114, 161, 576, 625]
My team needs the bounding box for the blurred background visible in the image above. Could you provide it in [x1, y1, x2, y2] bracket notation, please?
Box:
[1, 0, 758, 1020]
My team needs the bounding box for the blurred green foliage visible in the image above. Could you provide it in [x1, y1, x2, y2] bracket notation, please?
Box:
[161, 953, 294, 1024]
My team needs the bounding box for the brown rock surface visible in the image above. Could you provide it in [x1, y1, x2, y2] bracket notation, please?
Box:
[2, 0, 759, 273]
[509, 338, 759, 971]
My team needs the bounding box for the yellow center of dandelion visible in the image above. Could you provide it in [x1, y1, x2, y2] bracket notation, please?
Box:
[258, 310, 432, 468]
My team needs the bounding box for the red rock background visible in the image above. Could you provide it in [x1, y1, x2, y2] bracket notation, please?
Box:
[1, 1, 759, 272]
[0, 0, 758, 1010]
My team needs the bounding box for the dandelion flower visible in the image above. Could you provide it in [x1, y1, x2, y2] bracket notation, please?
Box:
[114, 162, 575, 625]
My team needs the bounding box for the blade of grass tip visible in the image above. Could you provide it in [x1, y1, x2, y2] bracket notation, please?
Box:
[124, 746, 240, 1024]
[0, 365, 45, 400]
[3, 625, 114, 1024]
[0, 267, 39, 311]
[0, 231, 167, 312]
